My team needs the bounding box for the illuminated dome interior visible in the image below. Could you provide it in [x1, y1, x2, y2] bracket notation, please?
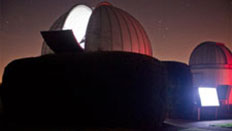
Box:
[41, 4, 92, 54]
[63, 5, 92, 49]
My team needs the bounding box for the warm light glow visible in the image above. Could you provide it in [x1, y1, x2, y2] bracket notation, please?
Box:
[63, 5, 92, 49]
[198, 87, 220, 107]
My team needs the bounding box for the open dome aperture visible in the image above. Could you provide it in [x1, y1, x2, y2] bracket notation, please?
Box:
[41, 4, 92, 55]
[63, 5, 92, 49]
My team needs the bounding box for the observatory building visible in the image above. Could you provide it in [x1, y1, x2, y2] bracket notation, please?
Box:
[41, 2, 152, 56]
[189, 41, 232, 104]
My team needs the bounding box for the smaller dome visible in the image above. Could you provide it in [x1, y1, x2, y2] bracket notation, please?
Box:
[189, 41, 232, 66]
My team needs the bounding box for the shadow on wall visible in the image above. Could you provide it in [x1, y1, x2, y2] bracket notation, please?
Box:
[164, 61, 195, 120]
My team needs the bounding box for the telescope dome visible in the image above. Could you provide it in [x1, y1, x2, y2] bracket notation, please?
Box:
[189, 41, 232, 66]
[41, 2, 152, 56]
[85, 2, 152, 56]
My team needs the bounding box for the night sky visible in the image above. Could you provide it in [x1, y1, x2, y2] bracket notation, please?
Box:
[0, 0, 232, 82]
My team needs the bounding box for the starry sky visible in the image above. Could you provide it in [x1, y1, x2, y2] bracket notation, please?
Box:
[0, 0, 232, 82]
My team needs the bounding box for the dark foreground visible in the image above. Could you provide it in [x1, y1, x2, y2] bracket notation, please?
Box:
[2, 112, 232, 130]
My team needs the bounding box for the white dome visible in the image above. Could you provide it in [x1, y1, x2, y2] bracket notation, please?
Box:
[85, 2, 152, 56]
[41, 2, 152, 56]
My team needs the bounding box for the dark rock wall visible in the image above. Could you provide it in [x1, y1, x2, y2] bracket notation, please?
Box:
[1, 51, 168, 129]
